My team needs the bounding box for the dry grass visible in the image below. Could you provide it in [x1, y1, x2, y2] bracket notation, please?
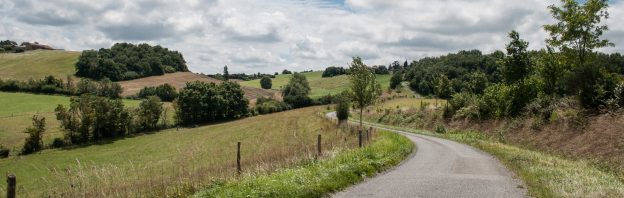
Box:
[0, 50, 80, 80]
[118, 72, 279, 101]
[0, 106, 358, 197]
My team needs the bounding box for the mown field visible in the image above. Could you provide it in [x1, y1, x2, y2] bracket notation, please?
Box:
[0, 106, 358, 197]
[239, 71, 391, 98]
[0, 50, 80, 80]
[0, 92, 141, 149]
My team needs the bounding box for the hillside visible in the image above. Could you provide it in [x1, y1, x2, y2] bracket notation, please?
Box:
[0, 106, 355, 197]
[0, 50, 80, 80]
[0, 92, 142, 149]
[118, 72, 279, 101]
[239, 71, 391, 98]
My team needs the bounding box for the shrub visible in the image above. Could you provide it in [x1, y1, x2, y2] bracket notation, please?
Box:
[336, 95, 350, 123]
[137, 96, 163, 130]
[0, 145, 9, 158]
[176, 81, 249, 125]
[282, 73, 312, 108]
[21, 115, 46, 155]
[435, 125, 447, 134]
[255, 97, 291, 114]
[322, 66, 347, 77]
[51, 137, 65, 148]
[260, 76, 272, 89]
[137, 83, 178, 102]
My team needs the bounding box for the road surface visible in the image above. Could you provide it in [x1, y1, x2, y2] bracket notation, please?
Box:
[326, 112, 528, 198]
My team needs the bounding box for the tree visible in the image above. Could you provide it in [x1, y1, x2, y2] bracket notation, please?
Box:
[260, 76, 272, 89]
[502, 30, 531, 84]
[282, 69, 292, 74]
[348, 57, 381, 129]
[223, 65, 230, 81]
[282, 73, 312, 108]
[175, 81, 249, 125]
[544, 0, 613, 66]
[138, 96, 163, 130]
[21, 115, 46, 155]
[390, 70, 403, 89]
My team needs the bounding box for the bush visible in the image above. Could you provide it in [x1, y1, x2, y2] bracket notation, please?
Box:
[322, 66, 347, 77]
[137, 96, 163, 130]
[260, 76, 272, 89]
[336, 95, 350, 123]
[51, 137, 65, 148]
[255, 97, 291, 114]
[21, 115, 46, 155]
[0, 145, 9, 158]
[137, 83, 178, 102]
[176, 81, 249, 125]
[282, 73, 312, 108]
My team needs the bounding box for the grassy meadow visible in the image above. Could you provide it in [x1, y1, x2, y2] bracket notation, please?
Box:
[239, 71, 391, 98]
[0, 92, 141, 149]
[0, 106, 360, 197]
[0, 50, 80, 80]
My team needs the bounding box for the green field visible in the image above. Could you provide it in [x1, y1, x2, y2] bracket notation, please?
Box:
[0, 106, 357, 197]
[0, 92, 141, 149]
[0, 50, 80, 80]
[239, 71, 391, 98]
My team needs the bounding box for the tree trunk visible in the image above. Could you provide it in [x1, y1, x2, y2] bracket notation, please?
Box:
[360, 107, 363, 130]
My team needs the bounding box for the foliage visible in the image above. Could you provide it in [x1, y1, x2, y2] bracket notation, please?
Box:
[322, 66, 347, 77]
[282, 69, 292, 74]
[55, 95, 131, 144]
[21, 115, 46, 155]
[0, 75, 73, 95]
[0, 145, 9, 158]
[544, 0, 613, 66]
[260, 76, 272, 89]
[223, 65, 229, 81]
[349, 57, 381, 128]
[137, 83, 178, 102]
[282, 73, 312, 108]
[254, 97, 291, 114]
[137, 96, 163, 130]
[335, 93, 350, 122]
[389, 70, 403, 90]
[373, 65, 390, 75]
[75, 43, 188, 81]
[175, 81, 249, 125]
[502, 30, 532, 84]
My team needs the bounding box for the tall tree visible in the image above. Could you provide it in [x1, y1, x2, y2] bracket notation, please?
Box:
[544, 0, 613, 66]
[502, 30, 531, 84]
[348, 57, 381, 129]
[223, 65, 230, 81]
[282, 73, 312, 108]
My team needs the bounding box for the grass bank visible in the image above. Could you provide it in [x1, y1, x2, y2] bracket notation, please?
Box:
[0, 50, 79, 80]
[192, 130, 413, 198]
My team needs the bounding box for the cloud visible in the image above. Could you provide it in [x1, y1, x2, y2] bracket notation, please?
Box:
[0, 0, 622, 74]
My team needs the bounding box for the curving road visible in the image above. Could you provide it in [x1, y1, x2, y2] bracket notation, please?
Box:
[326, 112, 528, 198]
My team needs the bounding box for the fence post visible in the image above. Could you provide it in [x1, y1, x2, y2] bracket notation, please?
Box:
[317, 134, 322, 157]
[358, 130, 363, 148]
[7, 173, 15, 198]
[236, 142, 241, 175]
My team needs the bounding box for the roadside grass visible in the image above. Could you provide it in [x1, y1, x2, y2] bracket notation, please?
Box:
[0, 92, 142, 150]
[192, 130, 414, 198]
[0, 50, 80, 80]
[376, 97, 446, 110]
[0, 106, 359, 197]
[239, 71, 391, 98]
[355, 100, 624, 198]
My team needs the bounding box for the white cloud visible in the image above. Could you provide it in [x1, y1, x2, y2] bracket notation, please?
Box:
[0, 0, 622, 74]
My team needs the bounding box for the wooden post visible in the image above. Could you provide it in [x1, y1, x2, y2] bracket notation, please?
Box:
[358, 130, 363, 148]
[369, 126, 373, 141]
[7, 173, 15, 198]
[366, 130, 370, 143]
[236, 142, 241, 175]
[317, 134, 322, 157]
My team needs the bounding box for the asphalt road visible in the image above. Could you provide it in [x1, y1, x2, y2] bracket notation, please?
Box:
[326, 112, 528, 198]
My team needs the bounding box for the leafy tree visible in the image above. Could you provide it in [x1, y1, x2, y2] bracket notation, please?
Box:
[21, 115, 46, 155]
[389, 70, 403, 90]
[255, 97, 291, 114]
[175, 81, 249, 125]
[260, 76, 272, 89]
[502, 31, 532, 84]
[138, 96, 163, 130]
[282, 73, 312, 108]
[373, 66, 389, 74]
[282, 69, 292, 74]
[348, 57, 381, 128]
[322, 66, 347, 77]
[137, 83, 178, 101]
[544, 0, 613, 66]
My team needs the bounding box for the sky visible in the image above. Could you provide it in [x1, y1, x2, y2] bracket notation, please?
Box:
[1, 0, 623, 74]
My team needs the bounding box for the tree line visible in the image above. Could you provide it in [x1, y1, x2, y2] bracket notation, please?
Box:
[0, 75, 122, 98]
[75, 43, 188, 81]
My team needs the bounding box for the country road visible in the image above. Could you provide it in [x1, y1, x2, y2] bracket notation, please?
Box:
[326, 112, 528, 198]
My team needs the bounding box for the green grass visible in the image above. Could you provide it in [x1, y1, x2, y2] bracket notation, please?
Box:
[192, 130, 413, 198]
[239, 71, 391, 98]
[0, 92, 141, 149]
[0, 106, 359, 197]
[0, 50, 80, 80]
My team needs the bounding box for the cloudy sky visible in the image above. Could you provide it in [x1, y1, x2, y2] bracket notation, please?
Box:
[1, 0, 623, 74]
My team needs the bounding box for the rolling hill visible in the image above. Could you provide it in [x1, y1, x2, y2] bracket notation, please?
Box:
[239, 71, 391, 98]
[0, 50, 80, 80]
